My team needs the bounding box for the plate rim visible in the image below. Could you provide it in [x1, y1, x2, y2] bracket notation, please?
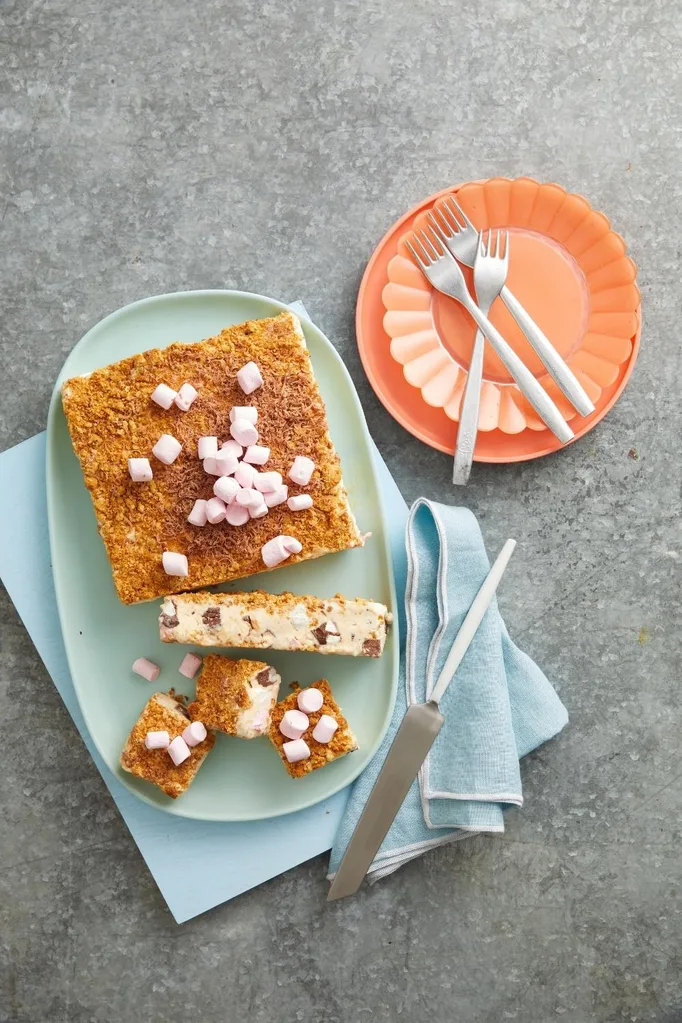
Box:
[356, 178, 642, 463]
[46, 288, 399, 821]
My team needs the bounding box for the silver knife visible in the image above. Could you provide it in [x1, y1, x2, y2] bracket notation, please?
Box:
[327, 537, 517, 901]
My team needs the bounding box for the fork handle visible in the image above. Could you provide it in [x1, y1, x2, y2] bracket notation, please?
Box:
[500, 285, 595, 417]
[462, 297, 574, 443]
[453, 328, 485, 485]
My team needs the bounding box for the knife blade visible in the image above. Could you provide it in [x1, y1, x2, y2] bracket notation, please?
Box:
[327, 538, 516, 901]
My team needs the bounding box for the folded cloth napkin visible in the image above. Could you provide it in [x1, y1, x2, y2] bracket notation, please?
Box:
[329, 500, 568, 883]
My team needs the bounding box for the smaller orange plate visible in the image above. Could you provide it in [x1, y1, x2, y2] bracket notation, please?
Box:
[356, 178, 641, 462]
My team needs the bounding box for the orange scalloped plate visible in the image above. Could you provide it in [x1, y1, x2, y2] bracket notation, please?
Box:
[356, 178, 641, 461]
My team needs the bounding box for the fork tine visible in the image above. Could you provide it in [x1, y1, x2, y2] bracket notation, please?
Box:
[406, 235, 429, 269]
[440, 196, 465, 232]
[476, 230, 486, 261]
[501, 230, 510, 265]
[447, 194, 477, 231]
[428, 208, 451, 239]
[492, 229, 499, 259]
[419, 228, 440, 260]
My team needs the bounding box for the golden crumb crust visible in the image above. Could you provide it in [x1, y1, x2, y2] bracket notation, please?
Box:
[120, 691, 215, 798]
[187, 655, 278, 735]
[269, 680, 358, 779]
[61, 313, 363, 604]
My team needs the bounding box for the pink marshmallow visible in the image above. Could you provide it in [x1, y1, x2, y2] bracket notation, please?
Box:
[132, 657, 160, 682]
[264, 485, 288, 508]
[312, 714, 338, 744]
[128, 457, 153, 482]
[254, 471, 282, 494]
[197, 436, 218, 459]
[230, 418, 258, 447]
[229, 406, 258, 425]
[280, 709, 309, 740]
[150, 383, 177, 409]
[297, 688, 324, 714]
[226, 502, 250, 526]
[283, 738, 311, 764]
[237, 361, 263, 395]
[288, 455, 315, 486]
[282, 536, 302, 554]
[204, 452, 238, 477]
[261, 535, 292, 568]
[243, 444, 270, 466]
[178, 653, 202, 679]
[145, 730, 170, 749]
[174, 382, 198, 411]
[206, 497, 227, 524]
[287, 494, 313, 512]
[162, 551, 188, 576]
[234, 461, 258, 488]
[167, 735, 191, 766]
[182, 721, 208, 747]
[213, 476, 240, 504]
[153, 434, 182, 465]
[236, 487, 261, 508]
[221, 439, 243, 459]
[187, 499, 208, 527]
[249, 499, 269, 519]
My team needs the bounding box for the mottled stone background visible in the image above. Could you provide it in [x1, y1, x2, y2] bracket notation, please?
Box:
[1, 0, 680, 1020]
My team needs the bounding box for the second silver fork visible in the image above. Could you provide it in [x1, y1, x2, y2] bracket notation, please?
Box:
[452, 229, 508, 485]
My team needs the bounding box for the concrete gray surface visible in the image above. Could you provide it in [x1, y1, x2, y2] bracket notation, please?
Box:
[1, 0, 681, 1020]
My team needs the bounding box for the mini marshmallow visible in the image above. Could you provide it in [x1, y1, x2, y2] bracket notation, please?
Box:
[153, 434, 182, 465]
[203, 452, 238, 477]
[261, 535, 292, 568]
[287, 494, 313, 512]
[243, 444, 270, 466]
[237, 361, 263, 395]
[254, 471, 282, 494]
[288, 455, 315, 486]
[167, 735, 191, 766]
[229, 406, 258, 425]
[234, 461, 258, 488]
[213, 476, 240, 504]
[282, 536, 303, 554]
[128, 457, 153, 482]
[178, 653, 202, 679]
[236, 487, 261, 508]
[206, 497, 227, 524]
[226, 502, 250, 526]
[145, 730, 170, 749]
[230, 418, 259, 447]
[249, 499, 269, 519]
[297, 687, 324, 714]
[312, 714, 338, 744]
[264, 485, 288, 508]
[221, 439, 243, 459]
[132, 657, 160, 682]
[280, 709, 310, 740]
[151, 383, 177, 409]
[197, 436, 218, 459]
[187, 499, 208, 527]
[162, 551, 188, 576]
[283, 738, 311, 764]
[182, 721, 208, 747]
[175, 382, 198, 411]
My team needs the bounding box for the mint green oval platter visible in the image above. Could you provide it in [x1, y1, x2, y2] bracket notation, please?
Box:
[46, 291, 398, 821]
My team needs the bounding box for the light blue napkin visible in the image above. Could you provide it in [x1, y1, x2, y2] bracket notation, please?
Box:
[329, 499, 568, 882]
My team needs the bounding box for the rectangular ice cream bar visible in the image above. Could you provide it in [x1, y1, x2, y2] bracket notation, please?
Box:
[269, 680, 358, 779]
[188, 655, 281, 739]
[159, 589, 392, 657]
[60, 312, 364, 604]
[120, 691, 215, 799]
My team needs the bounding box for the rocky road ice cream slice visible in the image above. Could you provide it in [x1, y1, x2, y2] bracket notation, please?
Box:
[159, 589, 391, 657]
[120, 691, 215, 799]
[187, 655, 281, 739]
[269, 680, 358, 779]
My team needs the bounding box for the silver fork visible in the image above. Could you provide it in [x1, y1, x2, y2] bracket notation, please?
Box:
[435, 195, 595, 418]
[450, 229, 508, 485]
[407, 228, 574, 444]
